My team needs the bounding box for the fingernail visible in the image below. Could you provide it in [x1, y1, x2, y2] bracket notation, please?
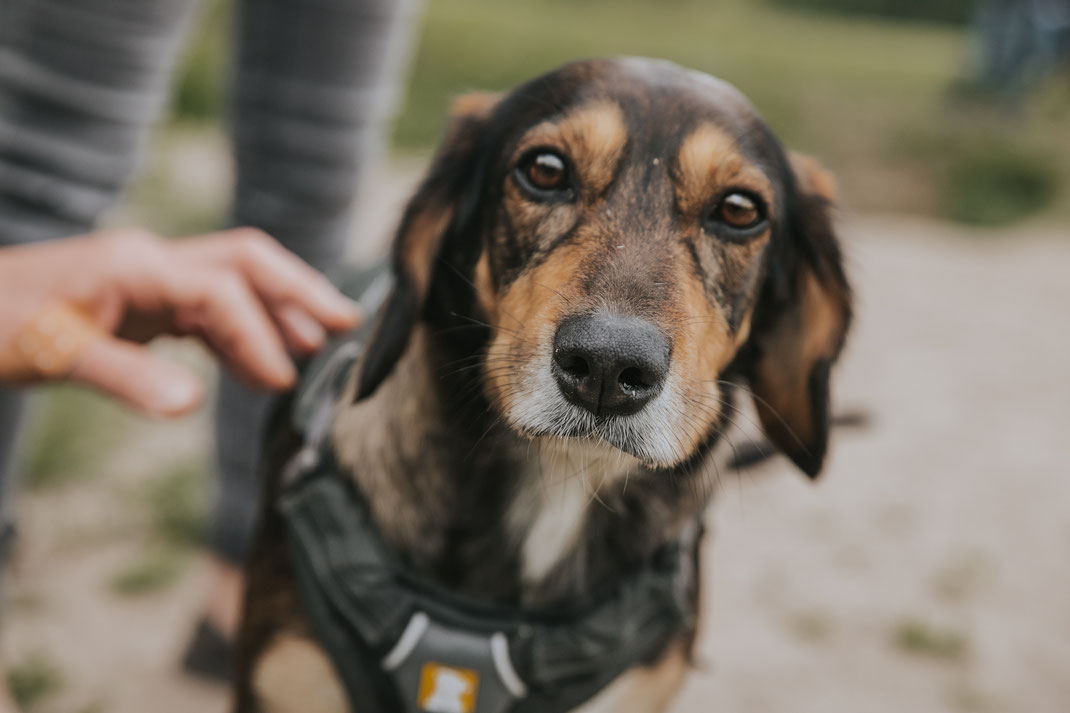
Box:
[289, 310, 326, 348]
[275, 361, 297, 389]
[152, 377, 202, 415]
[336, 298, 361, 324]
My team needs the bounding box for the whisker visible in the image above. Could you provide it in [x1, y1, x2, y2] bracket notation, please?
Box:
[440, 260, 528, 330]
[712, 379, 809, 455]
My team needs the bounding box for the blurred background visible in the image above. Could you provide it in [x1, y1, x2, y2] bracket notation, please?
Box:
[3, 1, 1068, 712]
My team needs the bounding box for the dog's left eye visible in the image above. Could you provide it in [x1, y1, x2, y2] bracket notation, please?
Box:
[719, 193, 760, 228]
[704, 191, 767, 239]
[515, 149, 573, 199]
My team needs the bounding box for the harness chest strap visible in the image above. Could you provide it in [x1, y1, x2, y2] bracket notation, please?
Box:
[279, 468, 698, 713]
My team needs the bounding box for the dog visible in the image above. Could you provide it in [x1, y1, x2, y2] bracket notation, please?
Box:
[233, 57, 852, 713]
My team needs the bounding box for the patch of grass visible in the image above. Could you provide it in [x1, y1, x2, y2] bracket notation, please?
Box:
[397, 0, 967, 150]
[19, 387, 134, 492]
[110, 458, 208, 597]
[170, 0, 228, 124]
[145, 459, 208, 547]
[110, 546, 185, 596]
[788, 611, 833, 642]
[151, 0, 1070, 227]
[893, 618, 969, 662]
[124, 127, 229, 236]
[931, 554, 988, 602]
[891, 120, 1066, 226]
[766, 0, 972, 25]
[391, 0, 1068, 226]
[7, 591, 47, 615]
[945, 145, 1059, 226]
[7, 652, 64, 712]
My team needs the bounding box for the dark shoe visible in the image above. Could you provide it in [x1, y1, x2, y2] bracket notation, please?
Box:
[181, 618, 232, 683]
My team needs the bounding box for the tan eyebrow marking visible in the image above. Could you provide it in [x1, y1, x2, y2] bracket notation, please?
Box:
[674, 123, 774, 215]
[517, 100, 628, 196]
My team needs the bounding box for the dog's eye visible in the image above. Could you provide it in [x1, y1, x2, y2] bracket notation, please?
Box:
[704, 191, 767, 239]
[515, 149, 573, 199]
[527, 153, 566, 189]
[719, 193, 760, 228]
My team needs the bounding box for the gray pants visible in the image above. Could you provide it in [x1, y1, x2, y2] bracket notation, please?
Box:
[0, 0, 416, 564]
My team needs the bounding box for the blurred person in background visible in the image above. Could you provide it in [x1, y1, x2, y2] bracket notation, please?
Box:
[957, 0, 1070, 107]
[0, 0, 421, 685]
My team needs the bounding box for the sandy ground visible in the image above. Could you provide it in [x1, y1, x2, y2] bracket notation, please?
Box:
[3, 197, 1069, 712]
[684, 215, 1070, 713]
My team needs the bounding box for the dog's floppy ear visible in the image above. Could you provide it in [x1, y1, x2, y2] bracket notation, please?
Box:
[746, 153, 852, 478]
[355, 92, 501, 401]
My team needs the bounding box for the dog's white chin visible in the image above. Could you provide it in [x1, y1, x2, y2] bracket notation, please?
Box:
[504, 367, 695, 470]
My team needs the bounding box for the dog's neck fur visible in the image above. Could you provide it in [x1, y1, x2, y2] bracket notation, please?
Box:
[331, 327, 709, 607]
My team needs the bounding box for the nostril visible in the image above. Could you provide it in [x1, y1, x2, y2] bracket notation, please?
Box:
[617, 366, 649, 391]
[556, 351, 590, 380]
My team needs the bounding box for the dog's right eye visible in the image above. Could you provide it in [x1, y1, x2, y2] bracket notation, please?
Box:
[515, 149, 573, 200]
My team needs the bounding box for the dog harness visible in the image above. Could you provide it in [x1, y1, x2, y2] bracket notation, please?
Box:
[277, 268, 699, 713]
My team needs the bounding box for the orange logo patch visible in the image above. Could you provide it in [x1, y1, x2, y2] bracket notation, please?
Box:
[417, 662, 480, 713]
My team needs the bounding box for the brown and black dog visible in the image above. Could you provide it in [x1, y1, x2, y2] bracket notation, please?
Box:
[235, 57, 851, 713]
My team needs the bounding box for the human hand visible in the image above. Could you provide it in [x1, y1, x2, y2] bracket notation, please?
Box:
[0, 228, 361, 416]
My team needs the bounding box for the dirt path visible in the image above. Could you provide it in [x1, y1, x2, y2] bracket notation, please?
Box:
[4, 212, 1069, 713]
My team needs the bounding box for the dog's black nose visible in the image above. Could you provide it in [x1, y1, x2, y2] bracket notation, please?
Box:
[552, 313, 670, 417]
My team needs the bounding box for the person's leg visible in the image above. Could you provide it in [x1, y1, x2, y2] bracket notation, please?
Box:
[0, 391, 23, 554]
[0, 0, 199, 245]
[205, 0, 421, 575]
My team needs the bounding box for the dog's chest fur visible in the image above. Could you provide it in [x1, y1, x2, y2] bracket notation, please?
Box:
[330, 329, 707, 607]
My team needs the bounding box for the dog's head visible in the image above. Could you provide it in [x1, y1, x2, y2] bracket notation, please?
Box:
[358, 58, 851, 477]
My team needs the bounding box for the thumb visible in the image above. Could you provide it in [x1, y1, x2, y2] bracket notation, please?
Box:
[68, 337, 204, 417]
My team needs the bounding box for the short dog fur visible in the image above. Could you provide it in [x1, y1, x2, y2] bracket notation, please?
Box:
[234, 57, 852, 713]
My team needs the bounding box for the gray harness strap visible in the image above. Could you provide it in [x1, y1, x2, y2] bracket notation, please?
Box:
[276, 265, 699, 713]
